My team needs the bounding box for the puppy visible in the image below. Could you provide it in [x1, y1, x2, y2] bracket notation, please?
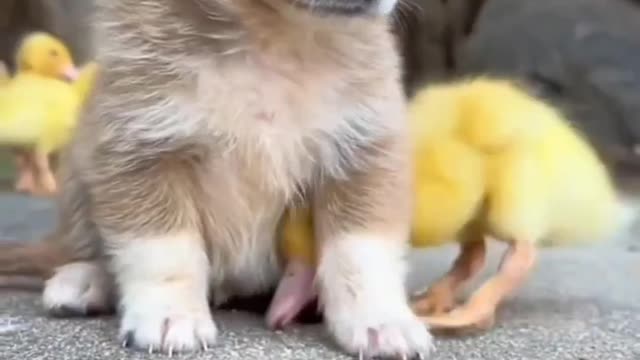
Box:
[0, 0, 433, 357]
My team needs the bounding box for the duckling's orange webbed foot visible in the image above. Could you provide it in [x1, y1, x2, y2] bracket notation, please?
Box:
[412, 239, 486, 316]
[29, 181, 58, 197]
[420, 240, 537, 332]
[14, 168, 36, 194]
[412, 283, 456, 316]
[38, 172, 58, 195]
[14, 150, 58, 197]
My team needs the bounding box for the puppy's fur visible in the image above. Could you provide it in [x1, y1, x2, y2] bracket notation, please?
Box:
[0, 0, 433, 357]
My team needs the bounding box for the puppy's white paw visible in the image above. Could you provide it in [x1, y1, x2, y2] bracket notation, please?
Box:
[43, 261, 112, 316]
[120, 302, 218, 354]
[110, 232, 216, 354]
[319, 235, 435, 359]
[327, 305, 434, 359]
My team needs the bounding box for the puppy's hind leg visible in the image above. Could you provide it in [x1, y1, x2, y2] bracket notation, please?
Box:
[44, 261, 113, 317]
[314, 139, 434, 359]
[43, 169, 114, 317]
[91, 158, 217, 355]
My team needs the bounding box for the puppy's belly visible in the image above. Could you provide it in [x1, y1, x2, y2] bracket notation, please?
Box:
[208, 209, 284, 306]
[212, 246, 281, 306]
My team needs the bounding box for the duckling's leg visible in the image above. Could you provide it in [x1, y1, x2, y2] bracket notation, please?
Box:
[13, 150, 37, 194]
[419, 240, 537, 331]
[412, 236, 486, 316]
[33, 151, 58, 195]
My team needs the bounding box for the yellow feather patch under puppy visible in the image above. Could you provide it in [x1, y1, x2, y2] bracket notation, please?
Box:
[267, 76, 624, 331]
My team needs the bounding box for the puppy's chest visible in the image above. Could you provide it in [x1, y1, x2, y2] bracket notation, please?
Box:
[195, 58, 374, 189]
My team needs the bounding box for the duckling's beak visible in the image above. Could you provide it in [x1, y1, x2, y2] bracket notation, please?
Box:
[61, 65, 80, 82]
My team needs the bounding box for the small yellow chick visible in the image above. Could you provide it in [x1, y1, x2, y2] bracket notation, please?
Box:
[266, 76, 625, 331]
[3, 31, 82, 194]
[0, 61, 99, 195]
[14, 31, 79, 81]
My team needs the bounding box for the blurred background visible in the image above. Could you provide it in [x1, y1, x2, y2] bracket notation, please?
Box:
[1, 0, 639, 192]
[0, 0, 94, 190]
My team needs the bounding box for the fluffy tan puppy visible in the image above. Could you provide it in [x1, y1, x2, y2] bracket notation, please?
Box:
[0, 0, 433, 357]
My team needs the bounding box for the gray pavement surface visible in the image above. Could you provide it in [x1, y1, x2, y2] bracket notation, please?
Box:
[1, 193, 640, 360]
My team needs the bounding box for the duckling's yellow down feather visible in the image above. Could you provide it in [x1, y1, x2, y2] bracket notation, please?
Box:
[0, 61, 99, 154]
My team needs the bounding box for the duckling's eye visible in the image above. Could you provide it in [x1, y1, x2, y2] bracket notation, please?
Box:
[50, 49, 59, 57]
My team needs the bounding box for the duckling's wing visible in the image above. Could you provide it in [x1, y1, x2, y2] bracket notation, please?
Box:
[73, 61, 99, 104]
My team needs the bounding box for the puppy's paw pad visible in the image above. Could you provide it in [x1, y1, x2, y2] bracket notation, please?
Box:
[332, 314, 434, 359]
[120, 310, 218, 354]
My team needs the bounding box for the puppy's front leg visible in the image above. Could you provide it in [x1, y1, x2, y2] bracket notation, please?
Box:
[91, 159, 217, 354]
[315, 138, 434, 358]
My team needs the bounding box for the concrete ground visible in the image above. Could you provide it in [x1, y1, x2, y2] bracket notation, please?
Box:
[1, 193, 640, 360]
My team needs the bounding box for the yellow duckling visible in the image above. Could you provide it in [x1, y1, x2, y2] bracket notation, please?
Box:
[13, 31, 80, 81]
[267, 76, 627, 331]
[0, 61, 99, 195]
[2, 31, 82, 194]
